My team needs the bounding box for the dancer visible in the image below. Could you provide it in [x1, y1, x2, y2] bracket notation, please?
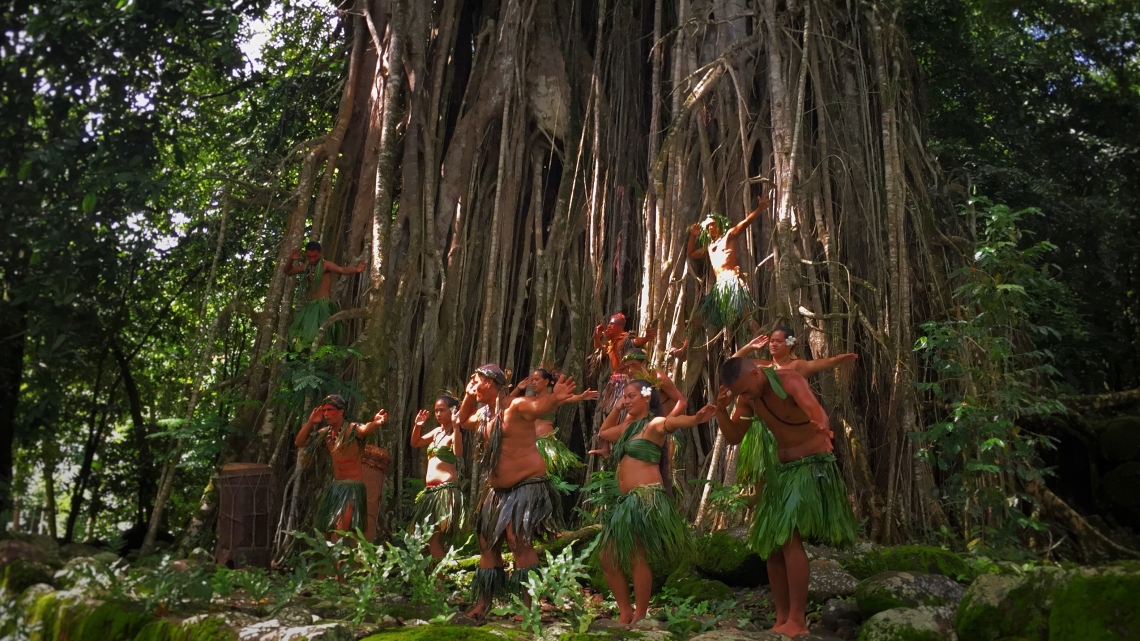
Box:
[408, 395, 467, 559]
[293, 394, 388, 541]
[510, 368, 597, 481]
[685, 192, 771, 332]
[597, 379, 715, 624]
[730, 325, 856, 485]
[285, 240, 365, 350]
[458, 364, 575, 618]
[589, 349, 686, 456]
[715, 358, 857, 637]
[592, 313, 656, 371]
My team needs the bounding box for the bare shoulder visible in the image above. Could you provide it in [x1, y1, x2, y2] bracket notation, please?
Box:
[776, 367, 809, 386]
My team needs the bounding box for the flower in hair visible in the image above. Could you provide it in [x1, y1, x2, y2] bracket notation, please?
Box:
[784, 336, 796, 347]
[640, 387, 652, 398]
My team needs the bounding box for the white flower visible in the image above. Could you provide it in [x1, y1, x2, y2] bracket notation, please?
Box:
[784, 336, 797, 347]
[640, 386, 652, 398]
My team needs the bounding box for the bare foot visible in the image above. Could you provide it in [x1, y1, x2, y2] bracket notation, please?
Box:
[629, 612, 647, 626]
[618, 611, 633, 625]
[465, 602, 488, 621]
[771, 622, 810, 637]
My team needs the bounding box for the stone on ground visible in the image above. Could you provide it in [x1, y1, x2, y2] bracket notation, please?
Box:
[820, 598, 862, 631]
[854, 571, 965, 616]
[858, 607, 955, 641]
[953, 566, 1068, 641]
[808, 559, 859, 602]
[1047, 564, 1140, 641]
[842, 546, 971, 581]
[664, 565, 735, 601]
[687, 630, 788, 640]
[694, 529, 768, 586]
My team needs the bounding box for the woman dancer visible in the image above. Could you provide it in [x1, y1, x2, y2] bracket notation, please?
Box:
[597, 379, 716, 624]
[408, 395, 467, 559]
[512, 368, 597, 480]
[731, 326, 856, 487]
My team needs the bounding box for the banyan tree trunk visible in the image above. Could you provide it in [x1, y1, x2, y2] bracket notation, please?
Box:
[183, 0, 974, 544]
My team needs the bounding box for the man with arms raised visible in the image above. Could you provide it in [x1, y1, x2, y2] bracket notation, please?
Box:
[715, 357, 856, 638]
[285, 240, 365, 351]
[458, 364, 576, 618]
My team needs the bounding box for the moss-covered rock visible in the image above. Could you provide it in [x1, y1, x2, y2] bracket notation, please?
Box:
[953, 566, 1069, 641]
[858, 607, 951, 641]
[843, 546, 971, 581]
[854, 572, 964, 616]
[663, 565, 735, 602]
[1048, 565, 1140, 641]
[2, 558, 56, 596]
[1101, 461, 1140, 509]
[78, 601, 156, 641]
[693, 530, 766, 587]
[24, 589, 91, 641]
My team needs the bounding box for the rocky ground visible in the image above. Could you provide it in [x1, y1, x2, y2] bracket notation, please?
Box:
[1, 527, 1137, 641]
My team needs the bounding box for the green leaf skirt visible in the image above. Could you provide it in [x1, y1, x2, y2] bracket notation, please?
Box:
[289, 297, 342, 350]
[696, 272, 755, 330]
[537, 432, 583, 479]
[408, 480, 468, 537]
[598, 483, 693, 576]
[748, 453, 857, 558]
[315, 478, 368, 533]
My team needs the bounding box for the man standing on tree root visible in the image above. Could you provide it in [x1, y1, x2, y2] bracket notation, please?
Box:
[458, 364, 576, 619]
[673, 190, 772, 352]
[285, 241, 365, 351]
[715, 357, 856, 638]
[293, 394, 388, 542]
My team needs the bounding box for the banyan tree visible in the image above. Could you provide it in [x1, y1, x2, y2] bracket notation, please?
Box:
[143, 0, 1047, 554]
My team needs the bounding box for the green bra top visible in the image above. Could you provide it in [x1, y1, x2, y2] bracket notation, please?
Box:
[612, 417, 663, 464]
[427, 443, 458, 465]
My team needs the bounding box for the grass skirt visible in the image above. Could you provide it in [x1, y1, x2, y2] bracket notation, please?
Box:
[748, 453, 857, 558]
[736, 418, 778, 486]
[315, 479, 368, 533]
[696, 272, 755, 330]
[598, 483, 693, 575]
[476, 476, 561, 546]
[537, 432, 582, 479]
[408, 481, 468, 537]
[289, 297, 342, 350]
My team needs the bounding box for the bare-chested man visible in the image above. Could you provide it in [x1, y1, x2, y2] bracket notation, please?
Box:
[672, 192, 772, 353]
[715, 358, 856, 638]
[593, 313, 656, 371]
[294, 394, 388, 542]
[588, 348, 687, 456]
[458, 364, 576, 618]
[285, 240, 365, 350]
[729, 325, 856, 486]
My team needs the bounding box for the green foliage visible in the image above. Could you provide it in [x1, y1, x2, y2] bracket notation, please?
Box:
[495, 539, 599, 637]
[688, 479, 748, 523]
[915, 198, 1075, 549]
[575, 471, 621, 525]
[655, 589, 739, 637]
[274, 346, 365, 413]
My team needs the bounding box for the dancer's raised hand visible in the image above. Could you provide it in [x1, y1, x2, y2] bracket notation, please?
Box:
[307, 404, 325, 425]
[715, 385, 735, 410]
[372, 409, 389, 425]
[552, 374, 576, 402]
[413, 409, 429, 429]
[692, 403, 717, 423]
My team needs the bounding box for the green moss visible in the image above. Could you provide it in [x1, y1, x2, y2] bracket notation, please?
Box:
[136, 619, 188, 641]
[2, 559, 55, 596]
[26, 590, 86, 641]
[1048, 568, 1140, 641]
[693, 531, 764, 586]
[954, 568, 1068, 641]
[557, 633, 643, 640]
[183, 617, 239, 641]
[662, 565, 734, 602]
[78, 601, 155, 641]
[843, 546, 971, 581]
[360, 625, 525, 640]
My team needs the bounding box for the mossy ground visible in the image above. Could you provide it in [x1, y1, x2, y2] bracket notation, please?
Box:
[360, 624, 527, 640]
[663, 565, 734, 601]
[843, 546, 971, 581]
[1048, 569, 1140, 641]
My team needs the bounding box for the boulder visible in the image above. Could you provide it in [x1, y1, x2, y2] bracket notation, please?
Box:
[664, 565, 735, 602]
[808, 559, 859, 602]
[842, 546, 971, 581]
[953, 566, 1068, 641]
[1048, 564, 1140, 641]
[59, 542, 106, 561]
[854, 571, 964, 616]
[695, 529, 768, 586]
[0, 539, 51, 567]
[858, 607, 954, 641]
[1, 557, 55, 595]
[820, 598, 863, 631]
[237, 617, 353, 640]
[687, 631, 788, 640]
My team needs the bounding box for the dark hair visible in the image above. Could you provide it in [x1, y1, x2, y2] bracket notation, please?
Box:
[770, 325, 795, 340]
[475, 363, 507, 387]
[719, 357, 754, 387]
[624, 379, 664, 417]
[435, 395, 460, 409]
[533, 368, 556, 390]
[305, 240, 322, 251]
